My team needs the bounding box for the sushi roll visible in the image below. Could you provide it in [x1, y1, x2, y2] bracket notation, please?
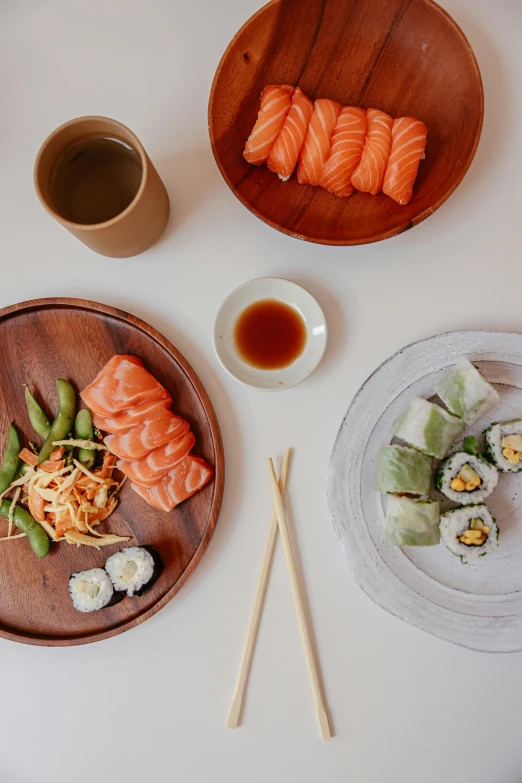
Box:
[376, 445, 432, 496]
[391, 397, 464, 459]
[385, 496, 440, 546]
[105, 546, 162, 596]
[484, 420, 522, 473]
[436, 452, 498, 503]
[69, 568, 117, 613]
[440, 504, 498, 560]
[434, 358, 499, 425]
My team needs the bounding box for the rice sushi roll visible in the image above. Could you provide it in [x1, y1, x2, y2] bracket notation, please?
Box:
[376, 445, 432, 495]
[484, 420, 522, 472]
[434, 358, 499, 425]
[69, 568, 117, 613]
[385, 495, 440, 546]
[440, 504, 498, 560]
[105, 546, 162, 596]
[436, 452, 498, 503]
[391, 397, 464, 459]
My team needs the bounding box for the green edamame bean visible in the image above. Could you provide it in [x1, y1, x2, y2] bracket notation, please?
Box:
[0, 500, 50, 558]
[75, 408, 95, 470]
[38, 379, 76, 464]
[0, 424, 21, 494]
[24, 386, 52, 439]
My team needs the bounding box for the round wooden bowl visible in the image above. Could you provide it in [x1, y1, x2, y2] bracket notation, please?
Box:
[0, 299, 224, 646]
[208, 0, 483, 245]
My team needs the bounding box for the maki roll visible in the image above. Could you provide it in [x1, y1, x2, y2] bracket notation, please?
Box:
[376, 445, 432, 496]
[484, 420, 522, 473]
[69, 568, 118, 613]
[391, 398, 464, 459]
[434, 358, 499, 424]
[440, 504, 498, 559]
[436, 452, 498, 503]
[105, 546, 162, 596]
[385, 496, 440, 546]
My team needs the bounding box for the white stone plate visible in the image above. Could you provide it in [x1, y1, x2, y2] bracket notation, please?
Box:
[327, 331, 522, 653]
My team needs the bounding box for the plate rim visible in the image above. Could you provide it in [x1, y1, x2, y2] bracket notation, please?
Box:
[0, 297, 224, 646]
[208, 0, 484, 246]
[327, 329, 522, 653]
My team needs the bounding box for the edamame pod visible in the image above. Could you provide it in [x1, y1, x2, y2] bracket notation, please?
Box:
[75, 408, 95, 470]
[0, 500, 50, 558]
[0, 424, 21, 495]
[24, 386, 52, 439]
[38, 379, 76, 464]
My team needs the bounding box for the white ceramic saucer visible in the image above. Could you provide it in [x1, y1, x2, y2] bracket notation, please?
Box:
[213, 278, 327, 391]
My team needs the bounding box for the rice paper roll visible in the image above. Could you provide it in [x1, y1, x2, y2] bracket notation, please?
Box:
[434, 358, 499, 424]
[391, 397, 464, 459]
[376, 445, 432, 495]
[484, 419, 522, 473]
[385, 496, 440, 546]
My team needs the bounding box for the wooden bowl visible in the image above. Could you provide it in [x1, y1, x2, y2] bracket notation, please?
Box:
[0, 299, 224, 646]
[208, 0, 483, 245]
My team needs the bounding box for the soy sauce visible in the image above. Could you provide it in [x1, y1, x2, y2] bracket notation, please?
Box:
[234, 299, 307, 370]
[50, 136, 143, 225]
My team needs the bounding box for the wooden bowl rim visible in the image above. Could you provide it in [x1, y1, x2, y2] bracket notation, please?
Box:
[0, 297, 224, 646]
[208, 0, 484, 246]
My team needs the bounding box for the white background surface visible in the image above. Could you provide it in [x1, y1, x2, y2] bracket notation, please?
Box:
[1, 1, 521, 781]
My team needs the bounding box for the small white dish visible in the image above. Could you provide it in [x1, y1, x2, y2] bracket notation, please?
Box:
[213, 278, 327, 391]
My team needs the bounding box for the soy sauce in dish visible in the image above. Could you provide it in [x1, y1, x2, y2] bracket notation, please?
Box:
[234, 299, 307, 370]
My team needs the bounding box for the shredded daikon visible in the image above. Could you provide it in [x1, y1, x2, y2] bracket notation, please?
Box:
[72, 460, 107, 484]
[53, 439, 109, 451]
[0, 533, 26, 542]
[64, 530, 130, 549]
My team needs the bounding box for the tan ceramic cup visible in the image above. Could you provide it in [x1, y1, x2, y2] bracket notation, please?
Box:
[34, 116, 170, 258]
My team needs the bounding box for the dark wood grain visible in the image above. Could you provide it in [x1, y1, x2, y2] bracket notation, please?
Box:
[208, 0, 483, 245]
[0, 298, 224, 646]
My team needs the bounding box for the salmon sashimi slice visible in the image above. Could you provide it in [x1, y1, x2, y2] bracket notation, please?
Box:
[243, 85, 294, 166]
[130, 455, 214, 512]
[92, 398, 172, 434]
[81, 355, 170, 417]
[104, 413, 190, 460]
[319, 107, 367, 198]
[117, 431, 196, 485]
[350, 108, 393, 195]
[297, 99, 341, 186]
[382, 117, 428, 206]
[266, 87, 314, 181]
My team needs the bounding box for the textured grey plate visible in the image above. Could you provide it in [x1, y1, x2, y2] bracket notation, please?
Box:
[327, 331, 522, 653]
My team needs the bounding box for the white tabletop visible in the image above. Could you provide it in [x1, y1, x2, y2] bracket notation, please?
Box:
[1, 1, 522, 781]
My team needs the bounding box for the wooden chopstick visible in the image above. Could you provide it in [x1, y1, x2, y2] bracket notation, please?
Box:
[227, 449, 292, 730]
[268, 458, 332, 741]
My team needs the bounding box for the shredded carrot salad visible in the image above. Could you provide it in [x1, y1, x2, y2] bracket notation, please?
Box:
[0, 447, 129, 550]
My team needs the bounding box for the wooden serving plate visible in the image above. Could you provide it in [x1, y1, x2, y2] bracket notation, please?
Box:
[209, 0, 484, 245]
[0, 299, 224, 646]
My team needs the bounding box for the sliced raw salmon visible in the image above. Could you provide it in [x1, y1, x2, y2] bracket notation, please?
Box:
[266, 87, 314, 180]
[130, 455, 214, 512]
[382, 117, 428, 205]
[117, 431, 195, 485]
[319, 107, 367, 198]
[104, 413, 190, 460]
[92, 398, 172, 435]
[297, 99, 341, 186]
[243, 85, 294, 166]
[351, 108, 393, 195]
[81, 355, 170, 417]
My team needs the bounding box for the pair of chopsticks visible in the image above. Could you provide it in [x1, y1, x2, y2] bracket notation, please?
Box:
[227, 450, 331, 741]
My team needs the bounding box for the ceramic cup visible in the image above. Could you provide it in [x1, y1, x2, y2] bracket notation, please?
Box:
[34, 116, 170, 258]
